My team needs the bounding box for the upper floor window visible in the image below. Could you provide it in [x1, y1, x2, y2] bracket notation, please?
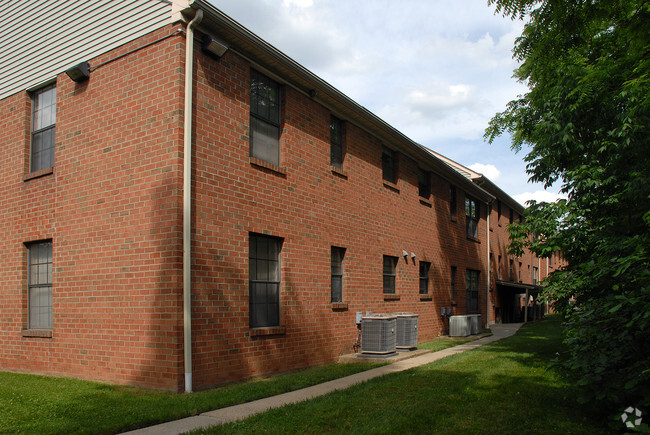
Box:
[331, 247, 345, 303]
[465, 195, 479, 238]
[250, 70, 281, 166]
[418, 168, 431, 199]
[28, 241, 53, 329]
[381, 146, 397, 184]
[383, 255, 398, 294]
[497, 200, 502, 223]
[249, 233, 282, 328]
[31, 84, 56, 172]
[419, 261, 431, 294]
[533, 266, 539, 285]
[450, 185, 457, 219]
[509, 208, 514, 225]
[330, 116, 343, 169]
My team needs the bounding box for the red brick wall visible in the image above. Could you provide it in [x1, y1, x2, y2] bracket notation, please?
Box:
[1, 26, 493, 392]
[488, 202, 552, 322]
[190, 46, 487, 389]
[0, 25, 186, 390]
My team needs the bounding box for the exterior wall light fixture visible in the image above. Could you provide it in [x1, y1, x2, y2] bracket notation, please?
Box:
[202, 35, 228, 58]
[65, 61, 90, 82]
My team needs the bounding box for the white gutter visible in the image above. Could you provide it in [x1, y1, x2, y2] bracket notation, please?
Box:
[183, 8, 203, 394]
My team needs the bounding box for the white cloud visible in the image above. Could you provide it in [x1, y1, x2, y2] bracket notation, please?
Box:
[513, 190, 568, 206]
[469, 163, 501, 181]
[282, 0, 313, 7]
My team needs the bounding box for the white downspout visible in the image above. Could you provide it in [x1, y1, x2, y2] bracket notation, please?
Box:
[183, 8, 203, 394]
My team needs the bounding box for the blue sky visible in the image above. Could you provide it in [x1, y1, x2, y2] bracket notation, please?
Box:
[208, 0, 564, 205]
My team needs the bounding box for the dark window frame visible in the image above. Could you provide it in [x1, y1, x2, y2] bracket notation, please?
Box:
[381, 146, 397, 184]
[450, 185, 457, 219]
[419, 261, 431, 295]
[27, 240, 53, 329]
[331, 246, 345, 303]
[250, 70, 281, 166]
[30, 84, 57, 172]
[497, 200, 502, 224]
[249, 233, 282, 328]
[330, 116, 344, 169]
[465, 195, 479, 238]
[418, 168, 431, 199]
[383, 255, 398, 294]
[451, 266, 457, 300]
[466, 269, 479, 312]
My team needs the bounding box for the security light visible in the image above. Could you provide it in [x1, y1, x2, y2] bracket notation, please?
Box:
[202, 35, 228, 58]
[65, 61, 90, 82]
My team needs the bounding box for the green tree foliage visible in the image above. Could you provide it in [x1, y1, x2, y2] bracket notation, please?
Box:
[485, 0, 650, 415]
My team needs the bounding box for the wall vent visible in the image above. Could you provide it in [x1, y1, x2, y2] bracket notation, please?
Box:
[395, 312, 418, 349]
[361, 314, 396, 354]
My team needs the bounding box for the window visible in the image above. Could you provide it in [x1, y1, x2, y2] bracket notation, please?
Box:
[250, 70, 281, 166]
[466, 269, 479, 312]
[381, 146, 396, 184]
[498, 255, 502, 279]
[497, 200, 502, 223]
[519, 262, 522, 282]
[533, 266, 538, 285]
[31, 84, 56, 172]
[509, 259, 514, 280]
[450, 185, 457, 219]
[418, 168, 431, 199]
[465, 195, 479, 238]
[451, 266, 457, 300]
[383, 255, 398, 294]
[419, 261, 431, 295]
[330, 116, 343, 169]
[331, 247, 345, 303]
[28, 241, 53, 329]
[249, 234, 282, 328]
[509, 208, 514, 225]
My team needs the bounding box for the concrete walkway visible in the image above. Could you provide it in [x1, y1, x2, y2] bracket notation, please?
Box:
[123, 323, 523, 435]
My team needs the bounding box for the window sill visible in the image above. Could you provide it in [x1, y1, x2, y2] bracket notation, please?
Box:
[22, 329, 53, 338]
[467, 235, 481, 243]
[450, 216, 457, 222]
[249, 326, 286, 337]
[331, 302, 348, 311]
[330, 166, 348, 179]
[451, 300, 457, 306]
[419, 198, 433, 208]
[23, 166, 54, 182]
[420, 295, 433, 301]
[382, 180, 400, 193]
[250, 157, 287, 176]
[383, 294, 400, 301]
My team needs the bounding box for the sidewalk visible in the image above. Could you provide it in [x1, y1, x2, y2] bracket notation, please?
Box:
[123, 323, 523, 435]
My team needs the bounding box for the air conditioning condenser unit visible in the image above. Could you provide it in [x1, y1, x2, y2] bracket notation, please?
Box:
[361, 314, 396, 354]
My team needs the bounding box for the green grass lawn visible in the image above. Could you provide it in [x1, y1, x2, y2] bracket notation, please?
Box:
[1, 317, 608, 434]
[0, 363, 381, 434]
[198, 317, 609, 434]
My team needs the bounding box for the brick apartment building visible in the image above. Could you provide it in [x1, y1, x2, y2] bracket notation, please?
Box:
[0, 0, 557, 392]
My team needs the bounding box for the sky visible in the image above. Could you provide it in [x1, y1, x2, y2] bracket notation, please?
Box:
[208, 0, 565, 205]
